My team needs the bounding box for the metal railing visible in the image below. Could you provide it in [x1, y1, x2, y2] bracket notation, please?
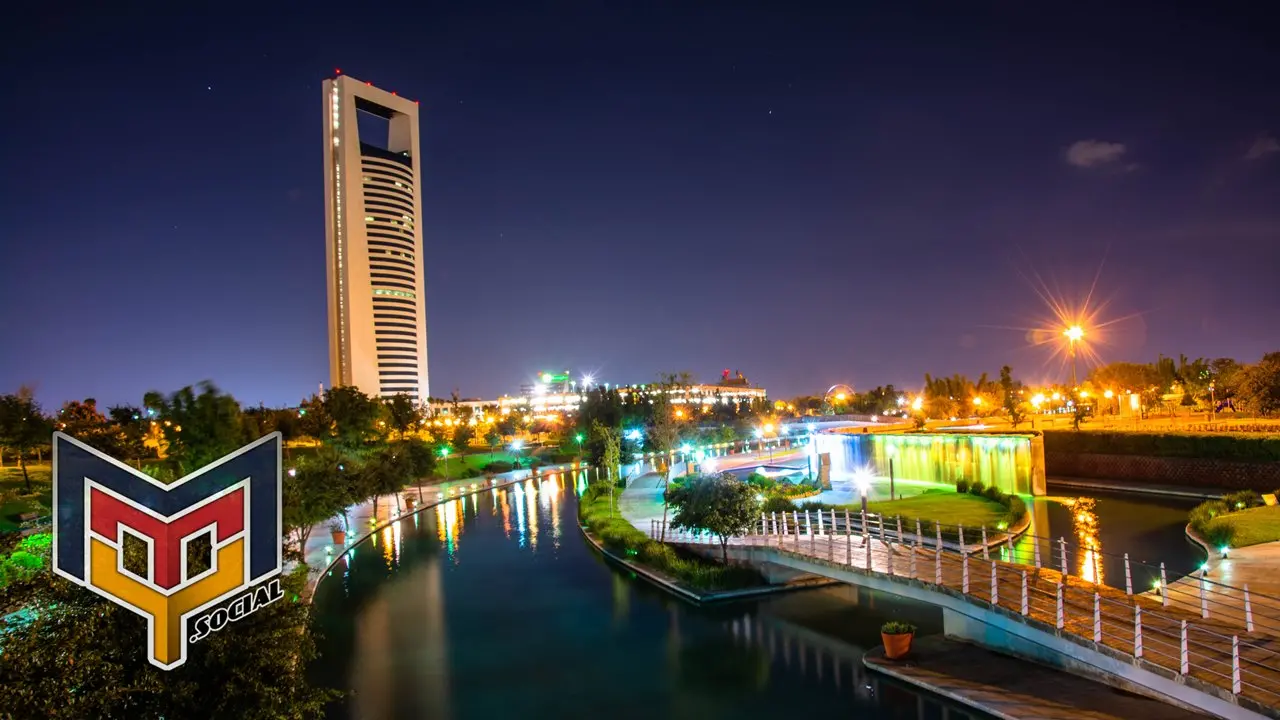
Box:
[649, 508, 1280, 711]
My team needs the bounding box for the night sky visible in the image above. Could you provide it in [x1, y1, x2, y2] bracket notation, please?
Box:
[3, 3, 1278, 408]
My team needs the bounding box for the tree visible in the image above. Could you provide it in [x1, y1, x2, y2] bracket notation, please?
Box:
[320, 386, 381, 451]
[452, 421, 476, 451]
[106, 405, 150, 468]
[281, 459, 345, 559]
[999, 366, 1027, 428]
[1235, 352, 1280, 416]
[383, 394, 420, 441]
[666, 474, 759, 563]
[143, 382, 247, 475]
[0, 393, 52, 492]
[0, 567, 335, 718]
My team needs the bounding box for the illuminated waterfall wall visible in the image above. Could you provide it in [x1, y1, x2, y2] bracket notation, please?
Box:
[813, 432, 1046, 496]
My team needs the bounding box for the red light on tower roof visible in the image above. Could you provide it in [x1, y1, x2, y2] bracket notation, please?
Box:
[335, 68, 342, 75]
[366, 81, 372, 86]
[391, 91, 397, 96]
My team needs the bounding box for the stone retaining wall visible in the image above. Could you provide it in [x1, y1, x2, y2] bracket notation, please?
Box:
[1046, 452, 1280, 491]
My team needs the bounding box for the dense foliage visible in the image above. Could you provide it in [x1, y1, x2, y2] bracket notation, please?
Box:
[666, 474, 761, 562]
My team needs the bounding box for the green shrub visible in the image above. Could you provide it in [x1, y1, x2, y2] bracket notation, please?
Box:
[1189, 500, 1231, 533]
[982, 485, 1004, 503]
[482, 461, 514, 473]
[1223, 490, 1264, 511]
[881, 621, 916, 635]
[761, 496, 796, 514]
[459, 466, 482, 479]
[1004, 496, 1026, 526]
[955, 479, 970, 494]
[1203, 519, 1236, 549]
[967, 481, 985, 497]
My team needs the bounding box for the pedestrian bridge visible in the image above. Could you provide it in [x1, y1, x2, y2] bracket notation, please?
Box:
[654, 510, 1280, 720]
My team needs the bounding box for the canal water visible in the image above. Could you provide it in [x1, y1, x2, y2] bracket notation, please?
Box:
[310, 470, 989, 720]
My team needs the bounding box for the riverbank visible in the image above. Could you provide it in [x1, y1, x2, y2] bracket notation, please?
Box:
[863, 636, 1210, 720]
[299, 463, 583, 600]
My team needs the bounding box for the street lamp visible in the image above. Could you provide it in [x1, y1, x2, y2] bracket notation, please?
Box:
[854, 467, 872, 516]
[440, 446, 451, 481]
[575, 432, 584, 463]
[1063, 324, 1084, 388]
[1210, 381, 1217, 422]
[511, 439, 524, 468]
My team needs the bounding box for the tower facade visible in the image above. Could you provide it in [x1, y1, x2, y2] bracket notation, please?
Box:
[323, 74, 429, 400]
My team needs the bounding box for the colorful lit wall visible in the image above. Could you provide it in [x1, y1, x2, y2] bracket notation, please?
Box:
[814, 432, 1046, 496]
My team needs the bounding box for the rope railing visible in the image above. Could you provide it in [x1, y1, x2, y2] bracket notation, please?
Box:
[649, 510, 1280, 708]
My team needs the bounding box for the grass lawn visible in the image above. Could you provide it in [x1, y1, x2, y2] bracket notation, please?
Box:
[833, 490, 1012, 530]
[1, 465, 53, 533]
[1209, 505, 1280, 548]
[438, 451, 526, 476]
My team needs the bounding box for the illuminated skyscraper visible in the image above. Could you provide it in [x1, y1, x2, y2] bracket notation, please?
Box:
[322, 73, 429, 400]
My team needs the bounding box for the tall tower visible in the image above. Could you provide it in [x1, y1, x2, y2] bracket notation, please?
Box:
[323, 74, 429, 400]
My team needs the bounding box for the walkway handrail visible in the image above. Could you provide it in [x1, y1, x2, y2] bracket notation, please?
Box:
[651, 509, 1280, 714]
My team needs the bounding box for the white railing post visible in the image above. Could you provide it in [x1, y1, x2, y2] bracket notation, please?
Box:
[793, 511, 800, 549]
[1021, 571, 1028, 615]
[1056, 583, 1064, 629]
[761, 513, 767, 536]
[991, 562, 998, 606]
[935, 523, 943, 553]
[915, 519, 923, 549]
[981, 526, 989, 560]
[1006, 534, 1014, 560]
[828, 512, 835, 561]
[1092, 552, 1101, 586]
[861, 509, 867, 537]
[846, 515, 853, 565]
[888, 541, 895, 576]
[1124, 553, 1132, 596]
[1180, 620, 1189, 675]
[1034, 537, 1041, 569]
[1059, 537, 1068, 577]
[781, 512, 788, 537]
[878, 514, 886, 544]
[910, 542, 918, 579]
[1134, 606, 1143, 658]
[1245, 584, 1254, 632]
[1160, 563, 1168, 607]
[896, 516, 904, 547]
[809, 511, 816, 553]
[935, 542, 943, 585]
[959, 525, 966, 554]
[1199, 572, 1209, 619]
[962, 554, 970, 593]
[1232, 636, 1241, 695]
[817, 508, 824, 536]
[1093, 593, 1101, 642]
[771, 511, 778, 536]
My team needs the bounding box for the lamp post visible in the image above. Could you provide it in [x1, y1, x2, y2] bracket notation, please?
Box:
[1209, 381, 1217, 422]
[440, 446, 451, 481]
[1064, 325, 1084, 389]
[575, 432, 584, 464]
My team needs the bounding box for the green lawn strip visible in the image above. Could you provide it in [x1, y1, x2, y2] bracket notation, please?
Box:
[863, 493, 1009, 529]
[1208, 505, 1280, 548]
[577, 484, 763, 592]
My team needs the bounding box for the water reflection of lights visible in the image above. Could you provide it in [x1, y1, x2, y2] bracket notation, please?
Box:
[513, 482, 528, 544]
[382, 525, 395, 566]
[1065, 497, 1103, 583]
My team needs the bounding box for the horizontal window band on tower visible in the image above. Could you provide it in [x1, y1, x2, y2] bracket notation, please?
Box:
[362, 185, 415, 199]
[368, 247, 414, 259]
[362, 178, 414, 193]
[369, 268, 416, 279]
[373, 312, 416, 320]
[378, 362, 418, 368]
[368, 255, 415, 267]
[373, 299, 415, 310]
[378, 371, 419, 377]
[372, 288, 415, 299]
[371, 281, 416, 292]
[369, 261, 416, 272]
[363, 193, 414, 209]
[377, 352, 418, 359]
[359, 142, 412, 169]
[380, 386, 419, 393]
[367, 241, 415, 254]
[364, 200, 415, 215]
[374, 321, 417, 330]
[375, 330, 418, 338]
[362, 163, 414, 183]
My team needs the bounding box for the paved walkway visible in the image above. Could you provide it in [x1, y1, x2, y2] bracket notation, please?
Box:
[295, 463, 586, 599]
[864, 636, 1211, 720]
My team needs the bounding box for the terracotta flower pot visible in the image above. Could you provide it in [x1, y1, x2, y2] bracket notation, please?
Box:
[405, 497, 417, 509]
[330, 530, 346, 546]
[882, 631, 913, 660]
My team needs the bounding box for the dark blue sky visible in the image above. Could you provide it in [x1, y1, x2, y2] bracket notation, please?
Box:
[3, 3, 1278, 408]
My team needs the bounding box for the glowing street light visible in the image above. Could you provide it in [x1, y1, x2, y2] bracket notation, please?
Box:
[1063, 324, 1085, 388]
[440, 445, 451, 480]
[853, 467, 873, 515]
[911, 396, 924, 412]
[972, 397, 983, 406]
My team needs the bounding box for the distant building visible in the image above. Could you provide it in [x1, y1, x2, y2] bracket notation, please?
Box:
[322, 73, 429, 400]
[432, 378, 767, 415]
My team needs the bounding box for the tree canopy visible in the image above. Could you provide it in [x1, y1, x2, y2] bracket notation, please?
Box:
[666, 473, 760, 563]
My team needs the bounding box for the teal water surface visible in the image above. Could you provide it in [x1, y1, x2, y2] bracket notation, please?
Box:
[310, 470, 989, 719]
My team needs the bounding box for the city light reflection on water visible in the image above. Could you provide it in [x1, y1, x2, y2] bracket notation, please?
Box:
[310, 470, 980, 720]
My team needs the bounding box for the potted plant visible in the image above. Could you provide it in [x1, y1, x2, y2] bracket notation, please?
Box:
[329, 521, 346, 546]
[405, 494, 417, 510]
[881, 621, 916, 660]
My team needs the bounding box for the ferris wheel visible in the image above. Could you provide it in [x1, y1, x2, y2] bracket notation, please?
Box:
[824, 384, 855, 403]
